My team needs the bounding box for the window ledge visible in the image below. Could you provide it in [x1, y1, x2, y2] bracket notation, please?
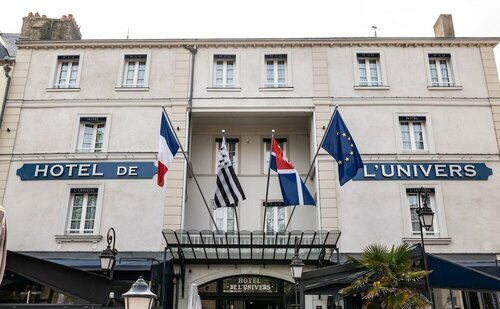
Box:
[46, 87, 81, 92]
[55, 234, 103, 243]
[115, 87, 150, 92]
[354, 85, 390, 90]
[427, 86, 463, 90]
[403, 237, 452, 245]
[68, 152, 109, 159]
[400, 149, 430, 154]
[207, 86, 241, 92]
[259, 86, 294, 92]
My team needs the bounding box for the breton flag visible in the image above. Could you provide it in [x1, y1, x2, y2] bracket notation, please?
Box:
[157, 111, 180, 187]
[321, 111, 363, 186]
[213, 136, 246, 208]
[271, 138, 316, 206]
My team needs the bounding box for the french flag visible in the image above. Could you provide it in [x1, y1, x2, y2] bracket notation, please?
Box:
[157, 111, 179, 187]
[271, 139, 316, 206]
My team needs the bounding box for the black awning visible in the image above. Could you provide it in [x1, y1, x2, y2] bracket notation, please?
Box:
[301, 263, 371, 295]
[162, 229, 341, 265]
[428, 254, 500, 292]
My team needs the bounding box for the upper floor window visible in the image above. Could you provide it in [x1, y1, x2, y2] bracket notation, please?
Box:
[263, 138, 287, 173]
[265, 54, 287, 87]
[264, 204, 287, 233]
[213, 55, 235, 87]
[122, 54, 147, 88]
[428, 53, 454, 87]
[406, 188, 438, 236]
[214, 206, 236, 232]
[66, 188, 99, 234]
[215, 138, 239, 173]
[357, 53, 381, 86]
[77, 117, 106, 153]
[54, 55, 80, 88]
[399, 116, 426, 151]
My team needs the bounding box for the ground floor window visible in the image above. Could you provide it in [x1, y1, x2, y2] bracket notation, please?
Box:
[433, 288, 500, 309]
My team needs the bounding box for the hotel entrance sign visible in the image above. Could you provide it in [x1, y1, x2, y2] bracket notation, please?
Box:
[223, 276, 278, 293]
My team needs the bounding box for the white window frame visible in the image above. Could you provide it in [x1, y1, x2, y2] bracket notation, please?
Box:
[213, 206, 238, 232]
[116, 51, 151, 89]
[263, 137, 287, 173]
[399, 117, 427, 151]
[394, 113, 435, 154]
[261, 51, 293, 89]
[424, 51, 461, 88]
[400, 184, 449, 241]
[352, 50, 388, 88]
[264, 204, 287, 233]
[212, 54, 238, 88]
[72, 114, 111, 153]
[357, 54, 381, 86]
[215, 137, 239, 174]
[63, 185, 104, 236]
[48, 52, 83, 90]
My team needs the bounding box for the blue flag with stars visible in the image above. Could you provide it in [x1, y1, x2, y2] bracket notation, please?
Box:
[321, 111, 364, 186]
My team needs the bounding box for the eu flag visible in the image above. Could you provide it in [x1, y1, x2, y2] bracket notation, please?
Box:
[321, 111, 363, 186]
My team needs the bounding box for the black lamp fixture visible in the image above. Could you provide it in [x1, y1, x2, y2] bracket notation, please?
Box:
[100, 228, 118, 275]
[417, 187, 435, 304]
[289, 237, 304, 309]
[122, 276, 157, 309]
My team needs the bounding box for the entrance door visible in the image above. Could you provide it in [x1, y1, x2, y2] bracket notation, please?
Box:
[222, 299, 275, 309]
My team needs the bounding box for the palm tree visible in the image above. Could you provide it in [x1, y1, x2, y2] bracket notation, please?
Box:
[339, 243, 431, 309]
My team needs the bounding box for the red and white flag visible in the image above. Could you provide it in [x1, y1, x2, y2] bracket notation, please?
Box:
[157, 111, 179, 187]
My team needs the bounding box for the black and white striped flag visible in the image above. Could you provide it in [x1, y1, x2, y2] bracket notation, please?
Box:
[214, 136, 246, 208]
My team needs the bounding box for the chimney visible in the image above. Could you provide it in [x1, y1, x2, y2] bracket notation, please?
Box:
[433, 14, 455, 38]
[20, 12, 81, 40]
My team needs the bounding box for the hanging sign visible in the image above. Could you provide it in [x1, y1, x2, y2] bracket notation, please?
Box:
[223, 276, 279, 293]
[16, 162, 157, 180]
[352, 163, 492, 181]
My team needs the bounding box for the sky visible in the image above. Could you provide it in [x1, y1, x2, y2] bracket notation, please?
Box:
[1, 0, 500, 64]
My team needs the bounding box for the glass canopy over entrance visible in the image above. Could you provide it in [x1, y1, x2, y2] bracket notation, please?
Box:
[162, 229, 341, 265]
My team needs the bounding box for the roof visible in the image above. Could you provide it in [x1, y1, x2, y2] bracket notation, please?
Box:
[0, 33, 19, 59]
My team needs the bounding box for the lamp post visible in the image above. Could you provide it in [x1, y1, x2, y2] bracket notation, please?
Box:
[417, 187, 435, 305]
[100, 228, 118, 278]
[123, 276, 157, 309]
[290, 237, 304, 309]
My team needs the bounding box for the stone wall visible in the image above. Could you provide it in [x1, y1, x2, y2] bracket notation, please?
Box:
[21, 12, 81, 40]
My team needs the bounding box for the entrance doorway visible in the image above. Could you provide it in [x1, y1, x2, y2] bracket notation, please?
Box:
[222, 299, 275, 309]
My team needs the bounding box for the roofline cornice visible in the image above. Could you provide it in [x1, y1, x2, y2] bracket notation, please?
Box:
[16, 37, 500, 49]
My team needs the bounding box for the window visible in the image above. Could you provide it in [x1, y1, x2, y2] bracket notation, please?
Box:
[66, 188, 98, 234]
[265, 54, 287, 87]
[215, 138, 239, 172]
[214, 207, 236, 232]
[428, 53, 454, 87]
[213, 55, 235, 87]
[54, 55, 80, 88]
[357, 53, 381, 86]
[77, 117, 106, 153]
[263, 138, 287, 172]
[122, 54, 147, 87]
[399, 116, 426, 150]
[406, 188, 438, 236]
[264, 205, 287, 233]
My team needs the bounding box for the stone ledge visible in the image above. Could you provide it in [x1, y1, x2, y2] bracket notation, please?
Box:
[402, 237, 452, 245]
[55, 234, 103, 243]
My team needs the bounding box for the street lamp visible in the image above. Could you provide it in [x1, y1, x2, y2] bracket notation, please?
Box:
[290, 237, 304, 309]
[123, 276, 157, 309]
[100, 228, 118, 276]
[417, 187, 435, 305]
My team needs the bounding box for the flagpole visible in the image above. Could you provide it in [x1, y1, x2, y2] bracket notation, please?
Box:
[161, 106, 219, 231]
[262, 129, 275, 232]
[284, 106, 339, 231]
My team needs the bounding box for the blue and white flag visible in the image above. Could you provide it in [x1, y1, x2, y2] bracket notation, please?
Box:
[321, 111, 363, 186]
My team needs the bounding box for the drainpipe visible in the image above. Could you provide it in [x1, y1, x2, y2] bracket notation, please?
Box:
[182, 45, 197, 159]
[1, 64, 12, 129]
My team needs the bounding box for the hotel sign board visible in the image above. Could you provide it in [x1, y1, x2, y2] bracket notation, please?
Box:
[16, 162, 157, 180]
[353, 163, 492, 181]
[223, 276, 278, 293]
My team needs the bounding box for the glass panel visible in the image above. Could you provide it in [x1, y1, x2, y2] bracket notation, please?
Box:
[400, 122, 412, 149]
[265, 207, 275, 232]
[278, 60, 286, 86]
[483, 292, 499, 309]
[440, 60, 450, 85]
[358, 59, 367, 85]
[69, 62, 79, 86]
[413, 122, 424, 150]
[95, 123, 105, 151]
[408, 193, 420, 234]
[58, 62, 69, 86]
[226, 61, 234, 85]
[215, 61, 223, 85]
[369, 59, 379, 85]
[201, 299, 216, 309]
[125, 61, 135, 85]
[466, 292, 481, 309]
[199, 280, 217, 293]
[266, 60, 274, 85]
[429, 60, 439, 86]
[278, 207, 286, 232]
[137, 61, 146, 86]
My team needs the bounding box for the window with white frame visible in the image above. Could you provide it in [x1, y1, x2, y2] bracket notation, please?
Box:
[263, 138, 287, 173]
[357, 53, 381, 86]
[54, 55, 80, 88]
[122, 54, 147, 87]
[66, 188, 98, 234]
[213, 55, 236, 87]
[215, 138, 239, 173]
[76, 117, 106, 153]
[264, 203, 287, 233]
[214, 206, 237, 232]
[265, 54, 287, 87]
[399, 116, 426, 151]
[428, 53, 454, 87]
[406, 188, 438, 236]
